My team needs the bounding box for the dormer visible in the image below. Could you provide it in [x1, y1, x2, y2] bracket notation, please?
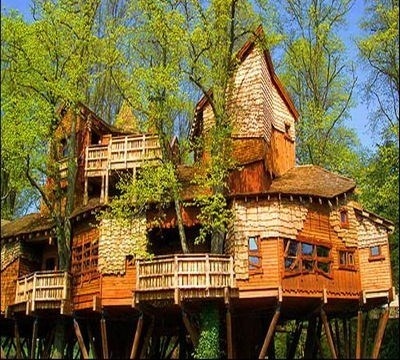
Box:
[189, 26, 299, 177]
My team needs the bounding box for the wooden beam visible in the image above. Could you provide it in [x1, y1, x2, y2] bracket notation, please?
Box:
[356, 310, 363, 359]
[258, 303, 281, 359]
[31, 317, 39, 359]
[87, 323, 98, 359]
[334, 318, 341, 359]
[304, 316, 317, 358]
[13, 318, 22, 360]
[101, 317, 109, 359]
[130, 314, 144, 359]
[343, 317, 349, 359]
[226, 306, 233, 359]
[371, 308, 390, 359]
[362, 311, 370, 358]
[73, 319, 89, 359]
[182, 311, 199, 347]
[320, 309, 337, 359]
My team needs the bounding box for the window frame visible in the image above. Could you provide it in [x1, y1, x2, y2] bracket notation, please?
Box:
[283, 239, 332, 278]
[339, 208, 349, 228]
[369, 245, 385, 261]
[72, 237, 99, 286]
[248, 235, 262, 274]
[338, 248, 356, 270]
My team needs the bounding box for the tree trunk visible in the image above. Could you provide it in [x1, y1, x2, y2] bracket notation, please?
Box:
[174, 198, 189, 254]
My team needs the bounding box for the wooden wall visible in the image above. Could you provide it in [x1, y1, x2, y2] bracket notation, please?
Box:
[267, 129, 295, 176]
[1, 258, 19, 313]
[229, 161, 271, 195]
[231, 198, 365, 299]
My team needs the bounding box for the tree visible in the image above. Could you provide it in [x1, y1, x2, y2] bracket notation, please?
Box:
[276, 0, 361, 175]
[358, 0, 399, 140]
[1, 1, 102, 356]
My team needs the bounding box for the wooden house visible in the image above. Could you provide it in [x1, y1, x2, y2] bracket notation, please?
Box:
[0, 27, 395, 359]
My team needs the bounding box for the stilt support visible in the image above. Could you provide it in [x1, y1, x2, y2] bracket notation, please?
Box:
[258, 303, 281, 359]
[320, 309, 337, 359]
[130, 314, 144, 359]
[226, 306, 233, 359]
[371, 307, 390, 359]
[356, 310, 363, 359]
[101, 317, 109, 359]
[31, 317, 39, 359]
[73, 319, 89, 359]
[14, 318, 22, 359]
[182, 311, 199, 348]
[287, 320, 303, 359]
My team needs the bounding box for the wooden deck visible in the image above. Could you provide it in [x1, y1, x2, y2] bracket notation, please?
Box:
[134, 254, 236, 304]
[85, 134, 161, 176]
[11, 271, 72, 315]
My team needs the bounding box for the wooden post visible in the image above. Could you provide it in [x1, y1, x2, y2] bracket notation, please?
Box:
[258, 303, 281, 359]
[334, 318, 341, 359]
[362, 311, 370, 358]
[356, 310, 363, 359]
[73, 319, 89, 359]
[182, 311, 199, 347]
[104, 170, 109, 204]
[371, 308, 390, 359]
[31, 317, 39, 359]
[130, 314, 144, 359]
[226, 306, 233, 359]
[14, 318, 22, 359]
[320, 309, 337, 359]
[87, 323, 98, 359]
[286, 320, 303, 360]
[140, 316, 155, 359]
[304, 316, 316, 359]
[101, 317, 109, 359]
[100, 174, 105, 202]
[342, 317, 349, 358]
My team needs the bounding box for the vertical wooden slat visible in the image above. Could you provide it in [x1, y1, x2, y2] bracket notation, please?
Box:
[356, 310, 363, 359]
[371, 308, 390, 359]
[320, 309, 337, 359]
[258, 303, 281, 359]
[130, 315, 144, 359]
[73, 319, 89, 359]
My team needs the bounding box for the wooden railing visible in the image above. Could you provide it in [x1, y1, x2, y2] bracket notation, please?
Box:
[15, 271, 72, 313]
[136, 254, 235, 294]
[85, 134, 162, 175]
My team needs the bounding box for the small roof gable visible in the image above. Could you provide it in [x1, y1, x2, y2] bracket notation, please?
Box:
[350, 201, 395, 233]
[189, 26, 299, 141]
[1, 213, 54, 241]
[267, 165, 356, 198]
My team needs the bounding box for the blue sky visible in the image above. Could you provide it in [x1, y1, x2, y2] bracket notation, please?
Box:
[1, 0, 376, 149]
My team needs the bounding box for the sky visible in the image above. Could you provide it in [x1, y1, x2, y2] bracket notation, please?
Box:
[1, 0, 377, 150]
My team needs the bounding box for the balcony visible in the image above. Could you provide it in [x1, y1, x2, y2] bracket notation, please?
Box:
[12, 271, 72, 315]
[85, 134, 162, 176]
[134, 254, 236, 304]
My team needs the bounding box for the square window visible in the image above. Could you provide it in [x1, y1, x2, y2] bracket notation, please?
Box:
[248, 236, 258, 251]
[340, 209, 349, 227]
[370, 246, 381, 257]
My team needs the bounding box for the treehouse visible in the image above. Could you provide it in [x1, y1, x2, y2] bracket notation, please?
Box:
[0, 27, 396, 359]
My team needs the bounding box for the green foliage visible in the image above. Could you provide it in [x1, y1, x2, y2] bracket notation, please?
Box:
[194, 304, 220, 359]
[277, 0, 360, 175]
[358, 0, 399, 138]
[107, 162, 180, 220]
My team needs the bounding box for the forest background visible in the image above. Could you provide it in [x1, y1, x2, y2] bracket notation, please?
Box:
[1, 0, 398, 358]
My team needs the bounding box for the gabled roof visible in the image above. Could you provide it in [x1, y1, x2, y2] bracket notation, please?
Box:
[189, 25, 299, 140]
[351, 201, 395, 233]
[267, 165, 356, 198]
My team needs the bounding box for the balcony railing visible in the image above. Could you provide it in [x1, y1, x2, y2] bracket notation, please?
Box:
[135, 254, 235, 303]
[14, 271, 72, 314]
[85, 134, 162, 176]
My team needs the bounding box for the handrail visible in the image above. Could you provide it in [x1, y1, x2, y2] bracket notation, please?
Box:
[136, 253, 235, 292]
[15, 271, 72, 312]
[85, 134, 162, 174]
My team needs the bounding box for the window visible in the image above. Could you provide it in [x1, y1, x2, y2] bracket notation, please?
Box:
[248, 236, 262, 273]
[338, 250, 355, 269]
[369, 245, 384, 261]
[284, 239, 331, 277]
[340, 209, 349, 228]
[72, 237, 99, 285]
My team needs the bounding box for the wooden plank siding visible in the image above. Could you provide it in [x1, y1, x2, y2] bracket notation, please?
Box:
[1, 258, 20, 313]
